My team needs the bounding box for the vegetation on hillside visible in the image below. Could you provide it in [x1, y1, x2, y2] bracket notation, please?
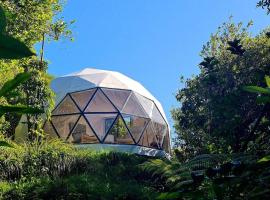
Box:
[0, 138, 268, 199]
[0, 139, 159, 199]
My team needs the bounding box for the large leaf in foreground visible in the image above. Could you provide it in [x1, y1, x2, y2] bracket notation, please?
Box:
[258, 155, 270, 163]
[0, 72, 31, 97]
[0, 105, 43, 117]
[265, 76, 270, 87]
[243, 86, 270, 94]
[0, 34, 35, 59]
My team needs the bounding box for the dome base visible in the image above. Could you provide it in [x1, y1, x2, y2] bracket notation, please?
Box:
[74, 144, 170, 159]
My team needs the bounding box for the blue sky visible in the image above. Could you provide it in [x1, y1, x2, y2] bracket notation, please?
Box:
[44, 0, 269, 131]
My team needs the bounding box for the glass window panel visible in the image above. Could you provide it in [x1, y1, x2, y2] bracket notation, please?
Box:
[122, 114, 149, 143]
[85, 89, 117, 112]
[51, 115, 80, 140]
[104, 116, 134, 144]
[43, 121, 58, 139]
[70, 89, 96, 111]
[162, 130, 170, 153]
[68, 116, 98, 144]
[52, 95, 79, 115]
[85, 113, 118, 141]
[152, 122, 167, 147]
[134, 93, 154, 118]
[138, 122, 159, 149]
[151, 104, 166, 125]
[122, 92, 148, 118]
[101, 88, 131, 111]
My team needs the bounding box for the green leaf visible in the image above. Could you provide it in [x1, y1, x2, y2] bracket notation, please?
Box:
[0, 140, 13, 148]
[3, 90, 20, 99]
[265, 76, 270, 88]
[243, 86, 270, 94]
[0, 105, 43, 117]
[157, 192, 181, 200]
[0, 72, 31, 97]
[0, 34, 35, 59]
[0, 5, 7, 33]
[0, 5, 35, 59]
[258, 155, 270, 163]
[256, 96, 270, 104]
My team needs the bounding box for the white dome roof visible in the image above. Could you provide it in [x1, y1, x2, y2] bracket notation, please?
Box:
[51, 68, 168, 123]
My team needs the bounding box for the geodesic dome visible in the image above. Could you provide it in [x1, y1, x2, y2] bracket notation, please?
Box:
[43, 68, 170, 154]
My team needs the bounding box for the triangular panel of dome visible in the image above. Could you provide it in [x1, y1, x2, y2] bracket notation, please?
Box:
[43, 121, 58, 139]
[138, 122, 159, 149]
[68, 115, 99, 143]
[134, 92, 154, 118]
[122, 114, 149, 143]
[101, 88, 131, 111]
[121, 92, 148, 118]
[51, 114, 80, 140]
[104, 115, 134, 144]
[70, 89, 96, 111]
[85, 89, 117, 112]
[151, 104, 166, 125]
[162, 130, 170, 152]
[52, 95, 80, 115]
[81, 73, 109, 85]
[152, 121, 167, 147]
[85, 113, 118, 141]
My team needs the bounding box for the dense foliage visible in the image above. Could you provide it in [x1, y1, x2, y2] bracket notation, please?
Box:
[172, 20, 270, 158]
[0, 0, 73, 140]
[0, 139, 268, 199]
[141, 153, 270, 199]
[0, 4, 45, 133]
[170, 4, 270, 199]
[0, 139, 159, 199]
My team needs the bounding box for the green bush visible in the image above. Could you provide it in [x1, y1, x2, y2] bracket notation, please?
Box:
[141, 153, 270, 199]
[2, 175, 157, 200]
[0, 137, 269, 199]
[0, 138, 159, 199]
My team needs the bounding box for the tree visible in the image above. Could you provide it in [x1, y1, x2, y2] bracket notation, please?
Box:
[257, 0, 270, 14]
[0, 0, 73, 140]
[0, 5, 43, 146]
[242, 76, 270, 152]
[172, 20, 270, 158]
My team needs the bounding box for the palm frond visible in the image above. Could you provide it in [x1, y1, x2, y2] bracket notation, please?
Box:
[243, 86, 270, 94]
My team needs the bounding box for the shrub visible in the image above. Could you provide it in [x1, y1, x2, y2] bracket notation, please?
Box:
[0, 138, 158, 199]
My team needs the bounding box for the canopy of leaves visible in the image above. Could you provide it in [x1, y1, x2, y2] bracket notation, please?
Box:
[1, 0, 66, 45]
[172, 20, 270, 158]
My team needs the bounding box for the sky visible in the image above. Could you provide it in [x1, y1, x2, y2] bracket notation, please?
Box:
[44, 0, 269, 132]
